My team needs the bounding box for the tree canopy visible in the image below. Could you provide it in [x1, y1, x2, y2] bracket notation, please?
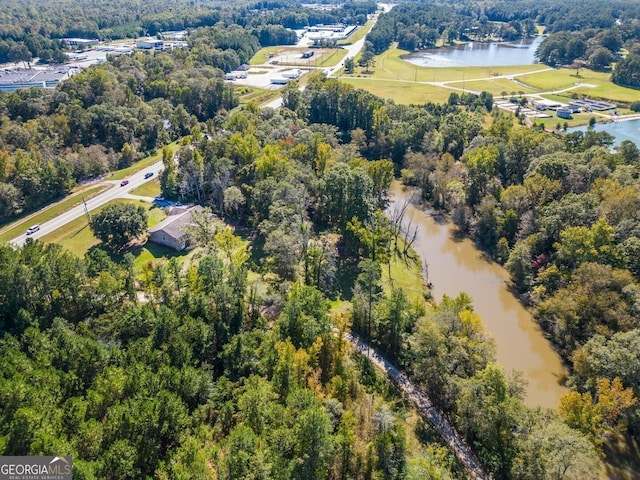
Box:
[90, 203, 148, 251]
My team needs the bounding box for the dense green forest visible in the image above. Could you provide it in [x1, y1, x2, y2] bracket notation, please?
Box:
[0, 0, 375, 63]
[1, 72, 638, 476]
[0, 93, 608, 478]
[535, 24, 640, 85]
[1, 0, 640, 478]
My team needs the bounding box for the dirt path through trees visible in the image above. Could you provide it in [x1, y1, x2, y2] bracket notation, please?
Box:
[347, 333, 491, 480]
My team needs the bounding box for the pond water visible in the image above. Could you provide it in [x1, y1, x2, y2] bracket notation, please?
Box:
[389, 183, 569, 409]
[403, 36, 544, 68]
[571, 118, 640, 147]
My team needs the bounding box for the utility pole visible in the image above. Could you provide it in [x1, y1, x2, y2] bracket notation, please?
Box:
[82, 196, 91, 222]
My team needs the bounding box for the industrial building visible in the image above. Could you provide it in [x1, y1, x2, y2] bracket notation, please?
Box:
[0, 68, 74, 92]
[159, 31, 187, 41]
[135, 39, 165, 50]
[305, 24, 357, 42]
[63, 38, 99, 48]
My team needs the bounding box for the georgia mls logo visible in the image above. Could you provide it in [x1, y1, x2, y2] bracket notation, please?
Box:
[0, 456, 72, 480]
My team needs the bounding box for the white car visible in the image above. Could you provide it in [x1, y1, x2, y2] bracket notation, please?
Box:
[26, 225, 40, 235]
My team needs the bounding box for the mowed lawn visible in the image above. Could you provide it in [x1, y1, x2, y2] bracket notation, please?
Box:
[235, 85, 280, 105]
[341, 78, 455, 104]
[462, 78, 538, 96]
[130, 178, 162, 197]
[250, 46, 281, 65]
[517, 68, 640, 104]
[41, 199, 168, 257]
[338, 21, 372, 45]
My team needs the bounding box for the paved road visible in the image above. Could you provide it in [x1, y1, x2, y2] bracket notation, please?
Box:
[11, 161, 164, 247]
[347, 333, 492, 480]
[261, 4, 393, 109]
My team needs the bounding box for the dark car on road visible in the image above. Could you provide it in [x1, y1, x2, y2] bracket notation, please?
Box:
[144, 172, 154, 179]
[120, 180, 129, 186]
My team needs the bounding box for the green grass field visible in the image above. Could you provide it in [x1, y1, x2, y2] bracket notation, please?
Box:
[382, 255, 426, 303]
[516, 68, 587, 90]
[235, 86, 281, 107]
[351, 45, 549, 83]
[130, 179, 161, 197]
[463, 78, 538, 96]
[341, 78, 455, 104]
[251, 46, 344, 67]
[338, 43, 558, 103]
[250, 46, 281, 65]
[516, 68, 640, 104]
[316, 49, 347, 67]
[129, 241, 193, 274]
[339, 42, 640, 115]
[0, 184, 110, 244]
[532, 115, 594, 129]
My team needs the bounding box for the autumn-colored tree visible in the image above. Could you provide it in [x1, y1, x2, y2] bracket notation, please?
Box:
[559, 377, 637, 447]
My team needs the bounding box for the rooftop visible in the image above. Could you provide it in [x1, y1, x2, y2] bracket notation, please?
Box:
[0, 68, 72, 91]
[148, 205, 205, 240]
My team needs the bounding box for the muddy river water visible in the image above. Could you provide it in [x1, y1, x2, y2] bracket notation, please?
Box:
[390, 183, 569, 408]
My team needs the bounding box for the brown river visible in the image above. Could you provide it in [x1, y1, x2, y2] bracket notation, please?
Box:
[390, 182, 640, 477]
[390, 183, 569, 408]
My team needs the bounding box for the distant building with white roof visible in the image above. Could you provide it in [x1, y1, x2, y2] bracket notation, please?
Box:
[63, 38, 99, 48]
[0, 68, 74, 92]
[135, 39, 165, 50]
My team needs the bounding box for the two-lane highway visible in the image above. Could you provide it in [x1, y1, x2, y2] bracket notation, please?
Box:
[11, 160, 164, 247]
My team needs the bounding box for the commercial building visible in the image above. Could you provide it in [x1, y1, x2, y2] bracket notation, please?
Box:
[159, 30, 187, 41]
[282, 69, 301, 79]
[0, 68, 74, 92]
[135, 39, 165, 50]
[63, 38, 99, 48]
[305, 24, 357, 42]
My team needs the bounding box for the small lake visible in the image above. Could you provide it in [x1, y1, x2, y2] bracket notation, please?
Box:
[571, 118, 640, 147]
[403, 36, 544, 68]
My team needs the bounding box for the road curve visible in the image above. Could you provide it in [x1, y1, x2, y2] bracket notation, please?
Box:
[347, 333, 492, 480]
[11, 160, 164, 247]
[261, 3, 393, 110]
